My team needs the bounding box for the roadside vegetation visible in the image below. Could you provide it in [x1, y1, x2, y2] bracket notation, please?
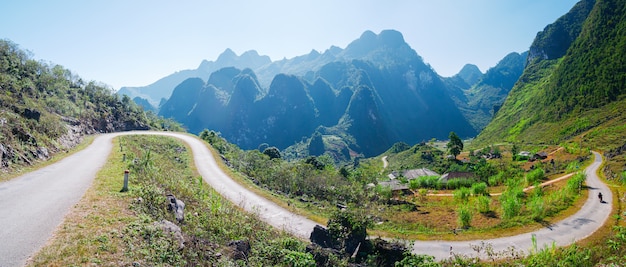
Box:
[0, 39, 181, 177]
[29, 135, 320, 266]
[200, 128, 596, 239]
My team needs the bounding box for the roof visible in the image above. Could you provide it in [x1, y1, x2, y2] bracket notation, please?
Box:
[379, 180, 409, 191]
[439, 172, 476, 182]
[402, 168, 439, 179]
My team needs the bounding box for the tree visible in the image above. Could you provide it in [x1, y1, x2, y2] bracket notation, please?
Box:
[263, 146, 282, 159]
[446, 131, 463, 159]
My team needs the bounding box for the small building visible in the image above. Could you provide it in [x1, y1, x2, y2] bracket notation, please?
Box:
[378, 180, 410, 195]
[531, 151, 548, 161]
[438, 172, 476, 183]
[402, 168, 439, 179]
[381, 168, 439, 195]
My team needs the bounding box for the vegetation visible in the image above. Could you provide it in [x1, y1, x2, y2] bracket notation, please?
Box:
[31, 135, 317, 266]
[0, 39, 181, 173]
[446, 131, 463, 159]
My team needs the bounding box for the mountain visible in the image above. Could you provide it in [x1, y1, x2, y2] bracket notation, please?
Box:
[476, 0, 626, 152]
[117, 49, 271, 106]
[444, 52, 527, 131]
[455, 64, 483, 87]
[159, 30, 477, 158]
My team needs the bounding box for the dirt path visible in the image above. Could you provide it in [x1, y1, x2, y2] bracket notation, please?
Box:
[428, 173, 576, 197]
[412, 151, 611, 260]
[0, 132, 611, 265]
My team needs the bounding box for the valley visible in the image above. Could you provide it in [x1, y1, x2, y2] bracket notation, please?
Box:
[1, 0, 625, 265]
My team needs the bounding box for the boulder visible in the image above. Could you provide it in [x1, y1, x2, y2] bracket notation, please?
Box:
[154, 219, 185, 250]
[310, 225, 332, 248]
[227, 240, 251, 260]
[166, 194, 185, 223]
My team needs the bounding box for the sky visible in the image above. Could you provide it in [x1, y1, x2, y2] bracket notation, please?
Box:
[1, 0, 579, 90]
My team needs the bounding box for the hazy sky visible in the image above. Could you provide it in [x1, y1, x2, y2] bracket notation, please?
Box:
[1, 0, 579, 90]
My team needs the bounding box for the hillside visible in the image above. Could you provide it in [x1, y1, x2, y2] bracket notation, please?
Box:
[158, 30, 477, 159]
[444, 52, 527, 131]
[0, 40, 179, 173]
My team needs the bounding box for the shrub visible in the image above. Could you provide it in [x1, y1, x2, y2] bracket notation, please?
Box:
[500, 183, 524, 220]
[525, 168, 545, 186]
[476, 195, 491, 213]
[488, 172, 505, 186]
[457, 204, 473, 229]
[527, 194, 546, 221]
[470, 182, 488, 196]
[453, 187, 471, 203]
[566, 172, 586, 194]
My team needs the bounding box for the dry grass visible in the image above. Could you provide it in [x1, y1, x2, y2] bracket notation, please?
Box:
[27, 137, 135, 266]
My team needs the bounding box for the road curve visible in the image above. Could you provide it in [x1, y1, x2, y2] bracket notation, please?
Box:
[0, 131, 318, 267]
[0, 132, 611, 266]
[412, 151, 611, 260]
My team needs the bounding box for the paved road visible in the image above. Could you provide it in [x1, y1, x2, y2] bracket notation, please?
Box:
[0, 132, 317, 267]
[0, 134, 115, 267]
[411, 151, 611, 260]
[0, 132, 610, 266]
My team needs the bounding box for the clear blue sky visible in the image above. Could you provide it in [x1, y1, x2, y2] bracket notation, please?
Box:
[1, 0, 579, 90]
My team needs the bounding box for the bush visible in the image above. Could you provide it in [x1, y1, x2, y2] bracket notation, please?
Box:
[488, 172, 505, 186]
[566, 172, 586, 194]
[445, 178, 474, 190]
[526, 168, 545, 186]
[470, 182, 488, 196]
[527, 194, 546, 221]
[476, 195, 491, 213]
[500, 182, 524, 220]
[457, 204, 473, 229]
[453, 187, 471, 203]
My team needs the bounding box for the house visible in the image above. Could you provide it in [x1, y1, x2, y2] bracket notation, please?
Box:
[438, 172, 476, 183]
[402, 168, 439, 179]
[378, 180, 410, 195]
[531, 151, 549, 161]
[381, 168, 439, 195]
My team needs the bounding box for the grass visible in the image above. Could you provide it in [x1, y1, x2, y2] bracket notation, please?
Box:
[28, 135, 315, 266]
[27, 136, 132, 266]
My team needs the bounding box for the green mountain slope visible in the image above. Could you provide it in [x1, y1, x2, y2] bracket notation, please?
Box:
[476, 0, 626, 151]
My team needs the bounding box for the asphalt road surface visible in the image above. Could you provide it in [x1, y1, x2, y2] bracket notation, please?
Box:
[0, 132, 611, 266]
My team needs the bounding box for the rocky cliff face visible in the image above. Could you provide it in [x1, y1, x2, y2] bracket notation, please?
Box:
[159, 30, 477, 158]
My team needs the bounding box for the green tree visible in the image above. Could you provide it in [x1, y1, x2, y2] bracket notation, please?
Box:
[446, 132, 463, 159]
[263, 147, 282, 159]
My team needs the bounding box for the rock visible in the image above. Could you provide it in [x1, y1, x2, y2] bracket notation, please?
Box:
[35, 147, 49, 160]
[310, 225, 332, 248]
[154, 219, 185, 250]
[227, 240, 250, 260]
[305, 243, 342, 266]
[371, 238, 407, 267]
[22, 108, 41, 121]
[166, 194, 185, 223]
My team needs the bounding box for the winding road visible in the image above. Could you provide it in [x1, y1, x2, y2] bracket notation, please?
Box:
[0, 132, 612, 266]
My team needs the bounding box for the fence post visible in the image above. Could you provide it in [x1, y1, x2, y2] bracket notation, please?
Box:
[120, 170, 130, 192]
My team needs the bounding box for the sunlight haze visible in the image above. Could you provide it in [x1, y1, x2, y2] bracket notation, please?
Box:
[1, 0, 578, 89]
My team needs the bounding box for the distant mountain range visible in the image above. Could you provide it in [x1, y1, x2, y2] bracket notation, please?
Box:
[125, 29, 526, 159]
[118, 29, 527, 160]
